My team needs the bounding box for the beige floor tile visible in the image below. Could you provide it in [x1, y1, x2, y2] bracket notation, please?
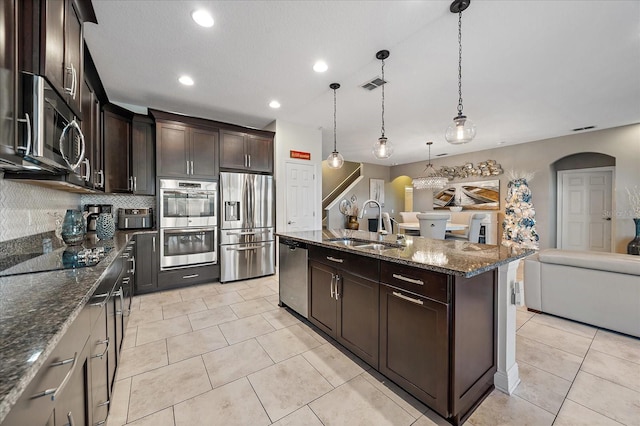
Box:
[127, 357, 212, 422]
[271, 406, 324, 426]
[529, 313, 598, 339]
[219, 314, 276, 344]
[173, 378, 270, 426]
[261, 308, 301, 329]
[130, 296, 141, 312]
[265, 279, 279, 293]
[516, 335, 583, 381]
[244, 275, 278, 288]
[202, 339, 273, 388]
[202, 291, 245, 309]
[264, 294, 281, 308]
[309, 375, 416, 426]
[106, 377, 131, 426]
[581, 349, 640, 392]
[361, 369, 428, 420]
[127, 306, 163, 328]
[230, 297, 278, 318]
[249, 355, 334, 422]
[302, 343, 366, 387]
[136, 315, 192, 346]
[591, 330, 640, 364]
[187, 305, 238, 330]
[256, 324, 322, 362]
[567, 371, 640, 425]
[517, 321, 592, 357]
[162, 298, 207, 320]
[138, 291, 183, 310]
[237, 285, 277, 300]
[467, 390, 555, 426]
[178, 283, 219, 301]
[513, 361, 571, 415]
[121, 326, 137, 349]
[125, 407, 175, 426]
[554, 400, 624, 426]
[167, 325, 228, 363]
[116, 340, 168, 380]
[516, 310, 534, 330]
[411, 409, 455, 425]
[217, 281, 250, 293]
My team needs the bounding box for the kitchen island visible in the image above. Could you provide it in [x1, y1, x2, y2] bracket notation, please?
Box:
[277, 229, 533, 425]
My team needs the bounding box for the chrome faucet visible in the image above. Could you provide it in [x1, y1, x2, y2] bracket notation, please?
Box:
[359, 199, 383, 234]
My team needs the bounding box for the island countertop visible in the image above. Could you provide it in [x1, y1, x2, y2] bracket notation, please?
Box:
[277, 229, 534, 277]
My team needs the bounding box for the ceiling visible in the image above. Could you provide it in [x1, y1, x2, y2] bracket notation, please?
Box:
[83, 1, 640, 166]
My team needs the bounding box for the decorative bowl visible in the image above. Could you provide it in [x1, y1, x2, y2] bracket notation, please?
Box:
[449, 206, 463, 212]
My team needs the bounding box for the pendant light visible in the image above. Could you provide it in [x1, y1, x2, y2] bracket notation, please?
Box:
[372, 50, 394, 159]
[412, 142, 449, 190]
[326, 83, 344, 169]
[445, 0, 476, 145]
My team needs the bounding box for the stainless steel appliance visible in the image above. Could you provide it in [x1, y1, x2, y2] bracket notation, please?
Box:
[159, 178, 217, 270]
[118, 208, 153, 229]
[85, 204, 113, 231]
[278, 239, 308, 318]
[220, 172, 275, 282]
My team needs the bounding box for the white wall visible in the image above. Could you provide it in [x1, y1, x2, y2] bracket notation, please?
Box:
[391, 124, 640, 252]
[269, 120, 323, 232]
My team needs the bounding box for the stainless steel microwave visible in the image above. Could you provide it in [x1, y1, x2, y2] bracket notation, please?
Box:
[16, 72, 86, 174]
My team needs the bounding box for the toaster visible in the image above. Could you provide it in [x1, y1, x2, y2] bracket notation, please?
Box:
[118, 208, 153, 229]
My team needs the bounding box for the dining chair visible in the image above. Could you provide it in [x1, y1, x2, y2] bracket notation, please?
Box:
[416, 213, 450, 239]
[399, 211, 419, 224]
[446, 213, 488, 243]
[382, 212, 393, 233]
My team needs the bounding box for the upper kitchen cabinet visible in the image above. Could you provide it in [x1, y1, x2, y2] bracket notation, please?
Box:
[19, 0, 97, 118]
[152, 109, 218, 179]
[220, 130, 273, 173]
[0, 0, 19, 169]
[131, 114, 155, 195]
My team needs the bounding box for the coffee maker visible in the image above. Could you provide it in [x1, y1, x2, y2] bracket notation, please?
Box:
[85, 204, 113, 232]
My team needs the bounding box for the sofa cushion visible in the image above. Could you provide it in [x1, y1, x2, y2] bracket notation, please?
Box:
[539, 249, 640, 276]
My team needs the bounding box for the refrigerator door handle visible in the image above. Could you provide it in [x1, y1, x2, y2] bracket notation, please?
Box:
[226, 244, 267, 251]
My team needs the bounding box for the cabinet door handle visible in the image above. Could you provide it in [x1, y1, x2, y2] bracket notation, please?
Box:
[392, 291, 424, 305]
[90, 292, 110, 307]
[129, 257, 136, 274]
[335, 275, 341, 299]
[31, 352, 78, 400]
[392, 273, 424, 286]
[330, 273, 335, 298]
[247, 154, 251, 168]
[133, 176, 137, 192]
[66, 411, 75, 426]
[152, 236, 156, 252]
[64, 65, 74, 95]
[186, 160, 190, 174]
[190, 161, 194, 175]
[16, 113, 32, 156]
[98, 169, 105, 188]
[71, 63, 78, 99]
[82, 158, 91, 181]
[326, 256, 344, 263]
[92, 338, 110, 359]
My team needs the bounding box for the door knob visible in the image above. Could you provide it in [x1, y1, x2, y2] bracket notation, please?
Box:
[287, 221, 295, 225]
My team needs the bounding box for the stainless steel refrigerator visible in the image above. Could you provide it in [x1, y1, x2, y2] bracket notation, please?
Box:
[220, 172, 275, 282]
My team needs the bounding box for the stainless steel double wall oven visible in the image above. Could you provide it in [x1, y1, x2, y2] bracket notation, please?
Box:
[159, 179, 217, 270]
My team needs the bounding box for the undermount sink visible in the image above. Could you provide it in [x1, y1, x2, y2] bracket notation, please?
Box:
[354, 243, 396, 251]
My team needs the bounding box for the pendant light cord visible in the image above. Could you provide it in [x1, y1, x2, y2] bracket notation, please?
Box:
[457, 10, 464, 116]
[381, 58, 386, 138]
[333, 87, 337, 151]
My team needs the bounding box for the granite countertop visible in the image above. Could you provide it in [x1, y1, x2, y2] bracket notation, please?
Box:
[278, 229, 534, 277]
[0, 230, 156, 423]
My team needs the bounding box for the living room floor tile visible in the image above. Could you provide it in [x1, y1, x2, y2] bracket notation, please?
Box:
[529, 313, 598, 339]
[590, 330, 640, 364]
[256, 324, 321, 362]
[116, 339, 168, 380]
[567, 371, 640, 425]
[516, 335, 582, 381]
[166, 325, 228, 363]
[581, 349, 640, 392]
[517, 321, 592, 357]
[467, 390, 555, 426]
[554, 400, 624, 426]
[127, 357, 212, 422]
[513, 361, 571, 415]
[249, 355, 333, 422]
[173, 378, 270, 426]
[309, 375, 416, 426]
[135, 315, 192, 346]
[202, 338, 273, 388]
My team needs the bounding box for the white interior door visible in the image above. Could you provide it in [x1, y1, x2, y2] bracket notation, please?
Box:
[558, 168, 612, 251]
[285, 162, 316, 232]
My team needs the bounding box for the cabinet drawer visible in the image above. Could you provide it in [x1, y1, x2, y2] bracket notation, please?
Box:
[309, 245, 379, 281]
[158, 264, 218, 289]
[380, 261, 448, 304]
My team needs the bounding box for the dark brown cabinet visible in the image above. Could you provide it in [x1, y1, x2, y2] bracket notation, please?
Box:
[220, 130, 273, 173]
[0, 0, 18, 167]
[135, 233, 158, 294]
[80, 76, 103, 190]
[308, 246, 379, 368]
[156, 121, 217, 179]
[131, 115, 156, 195]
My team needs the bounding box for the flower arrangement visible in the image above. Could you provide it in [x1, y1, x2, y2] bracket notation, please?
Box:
[626, 186, 640, 218]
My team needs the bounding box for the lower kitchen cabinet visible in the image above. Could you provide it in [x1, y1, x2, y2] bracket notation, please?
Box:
[308, 246, 379, 368]
[134, 233, 158, 294]
[90, 304, 110, 426]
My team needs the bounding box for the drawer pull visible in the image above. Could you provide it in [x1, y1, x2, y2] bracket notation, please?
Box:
[92, 338, 110, 359]
[392, 291, 424, 305]
[326, 256, 344, 263]
[182, 274, 199, 279]
[392, 273, 424, 285]
[31, 352, 78, 400]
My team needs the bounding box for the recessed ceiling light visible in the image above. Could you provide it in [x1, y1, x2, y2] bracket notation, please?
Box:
[192, 9, 214, 27]
[269, 100, 281, 109]
[178, 75, 194, 86]
[313, 61, 328, 73]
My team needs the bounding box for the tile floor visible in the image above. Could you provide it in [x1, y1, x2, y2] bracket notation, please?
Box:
[106, 274, 640, 426]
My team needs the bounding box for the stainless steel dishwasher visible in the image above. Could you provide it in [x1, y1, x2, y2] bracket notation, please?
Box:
[278, 238, 308, 318]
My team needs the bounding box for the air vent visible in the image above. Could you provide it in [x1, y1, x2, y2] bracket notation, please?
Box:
[361, 77, 387, 91]
[572, 125, 596, 132]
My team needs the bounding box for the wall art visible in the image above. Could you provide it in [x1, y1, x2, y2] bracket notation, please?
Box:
[433, 179, 500, 210]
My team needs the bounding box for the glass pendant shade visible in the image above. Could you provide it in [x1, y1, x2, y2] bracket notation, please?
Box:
[446, 115, 476, 144]
[412, 141, 449, 190]
[372, 136, 393, 159]
[327, 151, 344, 169]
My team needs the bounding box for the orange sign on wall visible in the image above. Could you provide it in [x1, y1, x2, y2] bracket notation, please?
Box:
[290, 150, 311, 160]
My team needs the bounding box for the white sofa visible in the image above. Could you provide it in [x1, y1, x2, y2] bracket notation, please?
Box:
[524, 249, 640, 337]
